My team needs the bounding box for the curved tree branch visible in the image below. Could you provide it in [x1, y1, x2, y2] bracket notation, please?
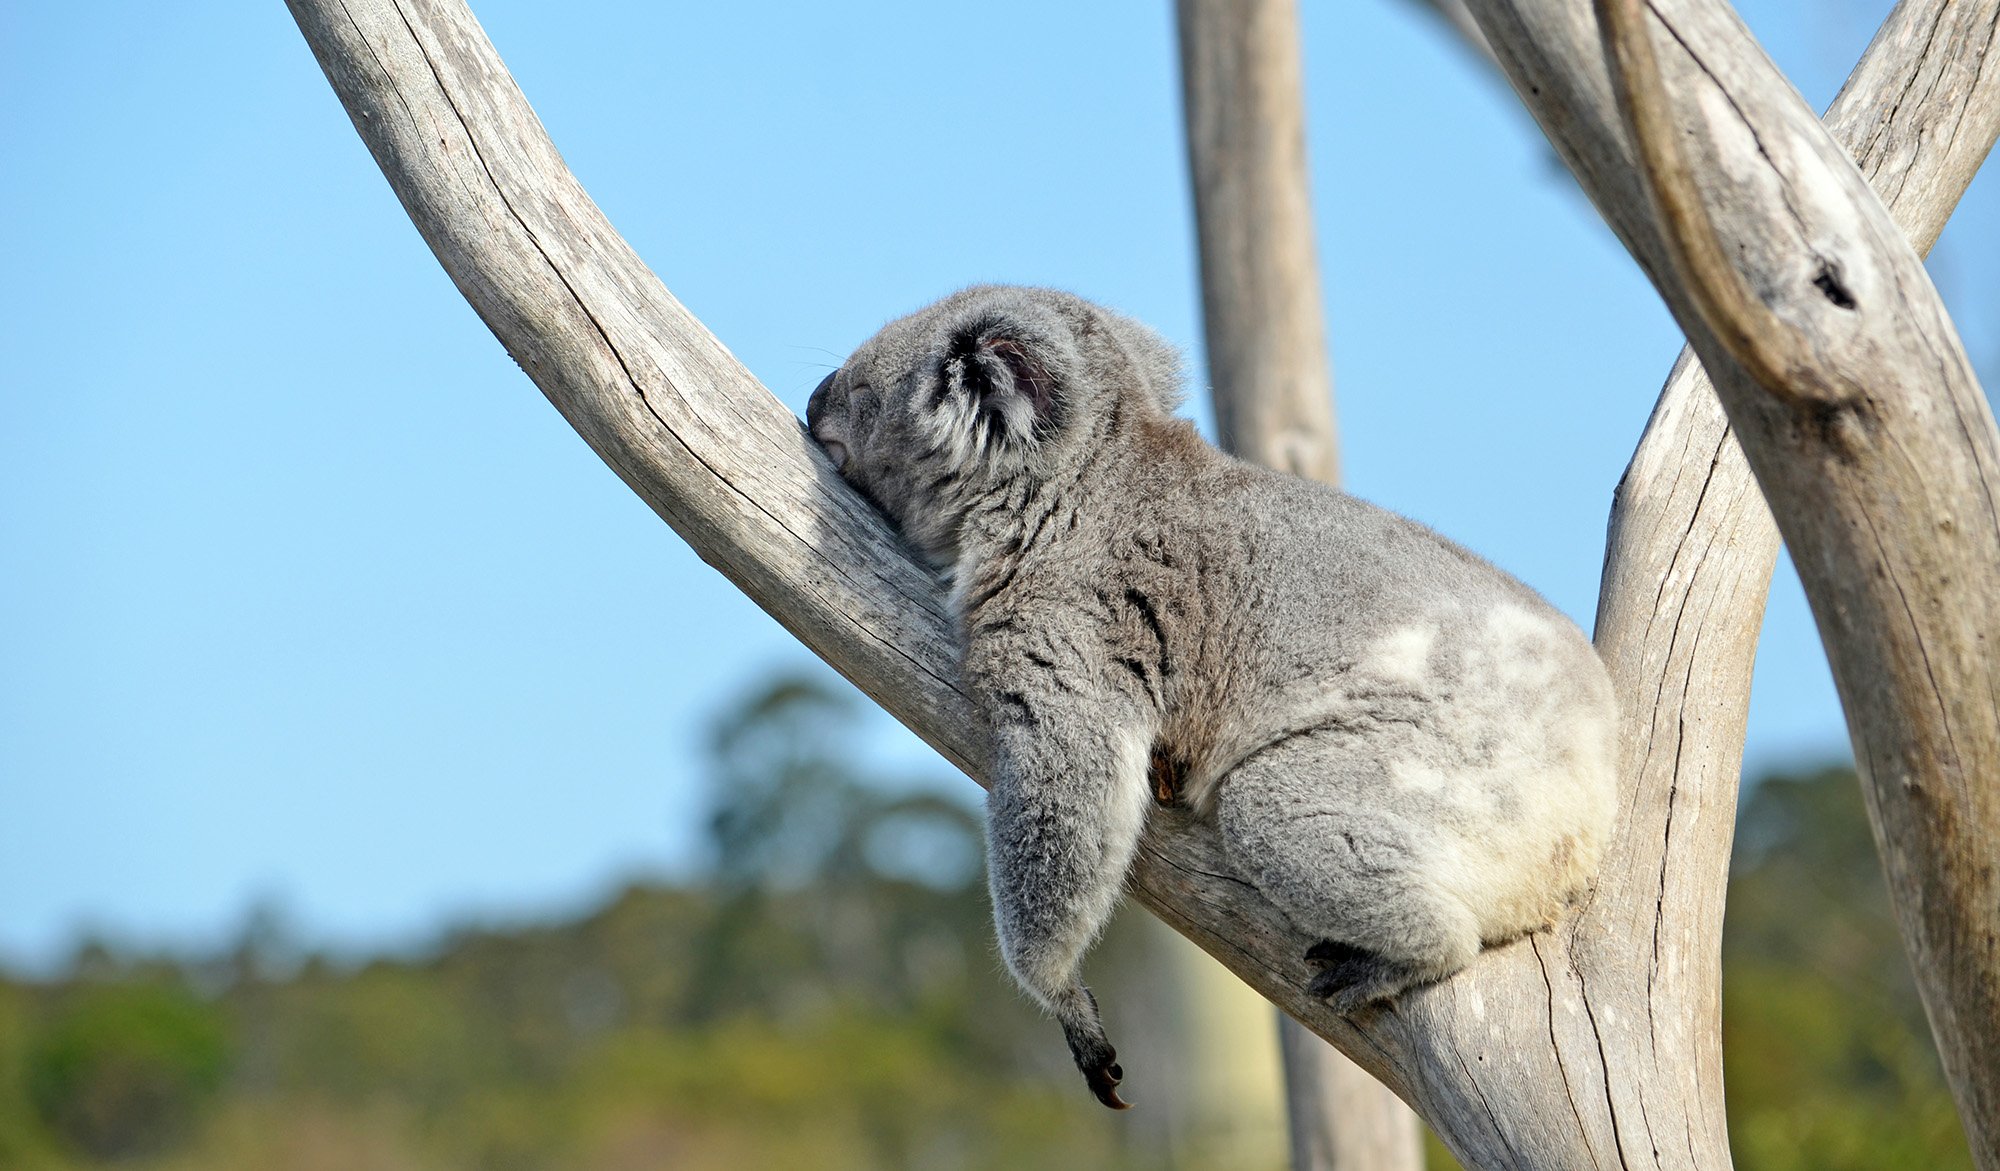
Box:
[1594, 0, 2000, 1160]
[287, 0, 982, 775]
[285, 0, 2000, 1165]
[1594, 0, 1821, 402]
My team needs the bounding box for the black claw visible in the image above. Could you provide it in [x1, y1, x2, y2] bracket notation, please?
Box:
[1304, 939, 1410, 1013]
[1062, 991, 1133, 1110]
[1084, 1058, 1131, 1110]
[1305, 939, 1368, 968]
[1307, 965, 1374, 1004]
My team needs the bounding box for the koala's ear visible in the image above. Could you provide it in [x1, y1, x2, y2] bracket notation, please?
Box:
[946, 328, 1059, 441]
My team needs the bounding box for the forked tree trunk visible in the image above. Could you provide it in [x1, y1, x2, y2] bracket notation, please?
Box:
[1594, 0, 2000, 1156]
[283, 0, 2000, 1165]
[1177, 2, 1425, 1168]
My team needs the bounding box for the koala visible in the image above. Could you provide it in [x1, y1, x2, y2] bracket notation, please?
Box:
[805, 285, 1618, 1110]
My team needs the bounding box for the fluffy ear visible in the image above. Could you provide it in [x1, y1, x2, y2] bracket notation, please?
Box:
[945, 327, 1059, 444]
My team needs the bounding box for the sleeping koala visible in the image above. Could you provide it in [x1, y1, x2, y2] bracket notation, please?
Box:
[805, 286, 1618, 1110]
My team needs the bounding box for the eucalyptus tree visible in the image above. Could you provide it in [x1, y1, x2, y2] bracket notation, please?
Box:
[285, 1, 1999, 1165]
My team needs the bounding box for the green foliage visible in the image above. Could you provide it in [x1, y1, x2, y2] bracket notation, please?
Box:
[0, 675, 1165, 1169]
[1722, 765, 1972, 1171]
[704, 675, 981, 895]
[0, 688, 1975, 1169]
[23, 981, 228, 1160]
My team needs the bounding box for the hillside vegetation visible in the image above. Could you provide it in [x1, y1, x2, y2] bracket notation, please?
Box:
[0, 679, 1969, 1169]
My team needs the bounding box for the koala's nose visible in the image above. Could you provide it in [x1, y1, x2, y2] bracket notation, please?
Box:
[805, 371, 850, 472]
[805, 371, 837, 429]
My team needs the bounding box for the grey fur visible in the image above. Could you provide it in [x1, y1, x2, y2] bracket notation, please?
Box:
[806, 286, 1619, 1109]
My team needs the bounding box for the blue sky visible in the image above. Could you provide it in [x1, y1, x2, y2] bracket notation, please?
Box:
[2, 0, 1994, 969]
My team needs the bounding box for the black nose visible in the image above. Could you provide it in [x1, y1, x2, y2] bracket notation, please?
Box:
[806, 371, 837, 427]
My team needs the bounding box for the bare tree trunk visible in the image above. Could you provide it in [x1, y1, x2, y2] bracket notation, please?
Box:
[1178, 2, 1424, 1167]
[1179, 0, 1338, 485]
[284, 0, 2000, 1165]
[1278, 1020, 1428, 1171]
[1165, 942, 1290, 1167]
[1598, 0, 2000, 1159]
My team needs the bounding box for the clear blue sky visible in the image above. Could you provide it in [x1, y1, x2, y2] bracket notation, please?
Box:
[3, 0, 1994, 970]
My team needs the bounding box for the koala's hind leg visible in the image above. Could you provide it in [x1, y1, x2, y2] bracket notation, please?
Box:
[1214, 735, 1481, 1013]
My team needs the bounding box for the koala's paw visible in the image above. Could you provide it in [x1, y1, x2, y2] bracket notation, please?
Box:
[1061, 1020, 1131, 1110]
[1304, 940, 1420, 1014]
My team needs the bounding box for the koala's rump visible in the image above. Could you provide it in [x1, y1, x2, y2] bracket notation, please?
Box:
[1167, 478, 1619, 937]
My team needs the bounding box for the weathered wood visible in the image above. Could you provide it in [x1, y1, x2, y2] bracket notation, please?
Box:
[283, 0, 1999, 1166]
[1278, 1022, 1428, 1171]
[1179, 2, 1425, 1164]
[1178, 0, 1339, 484]
[1598, 0, 2000, 1162]
[285, 0, 982, 776]
[1417, 0, 2000, 1164]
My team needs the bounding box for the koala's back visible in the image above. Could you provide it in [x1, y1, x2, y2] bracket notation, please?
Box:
[1058, 433, 1619, 938]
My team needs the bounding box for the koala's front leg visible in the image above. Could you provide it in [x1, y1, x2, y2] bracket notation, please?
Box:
[983, 704, 1154, 1110]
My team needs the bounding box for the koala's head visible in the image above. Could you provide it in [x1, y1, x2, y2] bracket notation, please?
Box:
[806, 285, 1184, 565]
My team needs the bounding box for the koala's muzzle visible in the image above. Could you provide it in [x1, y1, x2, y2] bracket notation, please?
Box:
[805, 371, 849, 472]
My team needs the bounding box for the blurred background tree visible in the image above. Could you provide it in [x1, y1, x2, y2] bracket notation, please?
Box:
[0, 677, 1971, 1169]
[0, 675, 1180, 1169]
[23, 981, 228, 1160]
[1721, 767, 1971, 1171]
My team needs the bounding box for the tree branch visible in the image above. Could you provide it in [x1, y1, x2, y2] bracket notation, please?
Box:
[1179, 0, 1340, 484]
[1594, 0, 2000, 1160]
[285, 0, 2000, 1165]
[286, 0, 982, 776]
[1596, 0, 1819, 400]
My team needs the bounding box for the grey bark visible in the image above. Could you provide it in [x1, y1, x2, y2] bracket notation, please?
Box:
[284, 0, 2000, 1165]
[1179, 0, 1339, 484]
[1278, 1019, 1428, 1171]
[1597, 0, 2000, 1161]
[1178, 2, 1425, 1167]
